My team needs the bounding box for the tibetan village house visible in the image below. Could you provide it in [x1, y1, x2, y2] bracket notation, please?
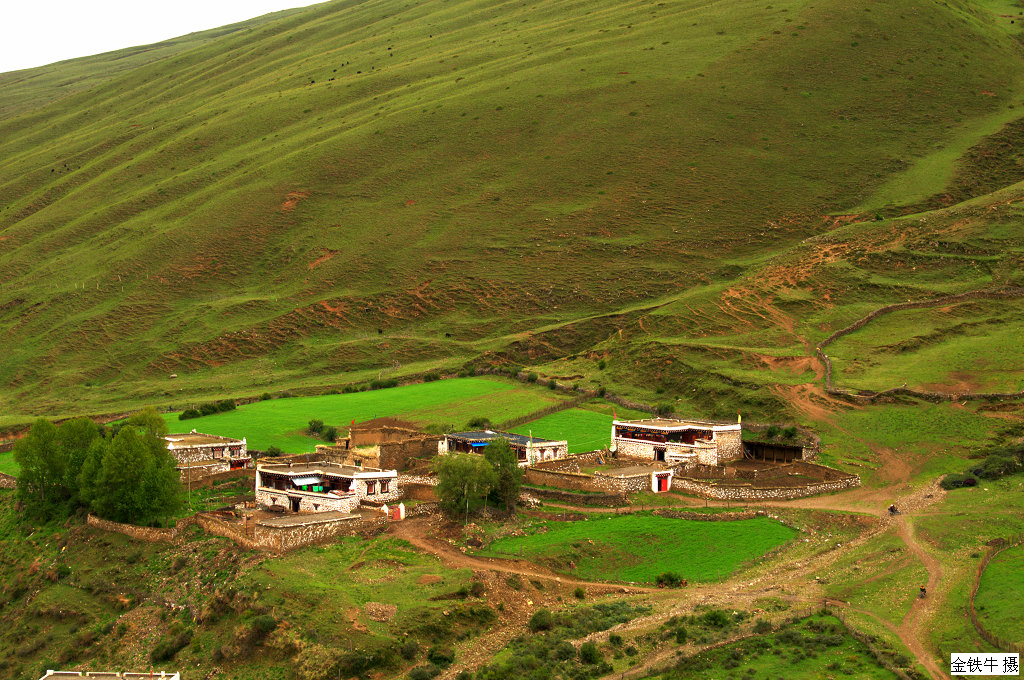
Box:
[611, 418, 743, 465]
[439, 430, 568, 466]
[256, 462, 400, 513]
[164, 430, 251, 478]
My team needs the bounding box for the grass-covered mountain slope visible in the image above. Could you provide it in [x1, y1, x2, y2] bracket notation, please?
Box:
[2, 0, 1024, 418]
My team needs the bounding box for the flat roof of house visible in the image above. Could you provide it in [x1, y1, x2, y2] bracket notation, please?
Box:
[447, 430, 563, 446]
[614, 418, 738, 430]
[257, 462, 395, 477]
[165, 431, 243, 446]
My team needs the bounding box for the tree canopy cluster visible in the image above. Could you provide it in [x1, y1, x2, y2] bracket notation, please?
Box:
[434, 438, 523, 518]
[14, 407, 182, 525]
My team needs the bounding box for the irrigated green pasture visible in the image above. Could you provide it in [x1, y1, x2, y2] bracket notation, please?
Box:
[512, 407, 613, 454]
[478, 513, 797, 584]
[974, 544, 1024, 647]
[162, 377, 566, 451]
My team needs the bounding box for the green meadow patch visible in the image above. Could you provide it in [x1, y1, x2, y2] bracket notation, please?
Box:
[974, 544, 1024, 647]
[162, 377, 565, 452]
[478, 513, 797, 584]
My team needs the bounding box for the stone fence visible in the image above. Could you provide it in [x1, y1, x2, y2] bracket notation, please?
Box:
[817, 286, 1024, 403]
[185, 466, 255, 489]
[87, 510, 388, 553]
[968, 534, 1024, 654]
[671, 474, 860, 501]
[0, 472, 16, 489]
[521, 486, 628, 507]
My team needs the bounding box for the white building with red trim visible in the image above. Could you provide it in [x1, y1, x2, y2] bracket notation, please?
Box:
[611, 418, 743, 465]
[255, 462, 400, 513]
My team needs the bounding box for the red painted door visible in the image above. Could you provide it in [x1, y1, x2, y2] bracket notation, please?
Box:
[658, 476, 668, 492]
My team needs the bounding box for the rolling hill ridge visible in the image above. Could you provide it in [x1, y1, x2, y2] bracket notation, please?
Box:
[1, 0, 1023, 419]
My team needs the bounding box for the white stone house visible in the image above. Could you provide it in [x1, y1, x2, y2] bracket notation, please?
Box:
[439, 430, 569, 467]
[255, 462, 400, 513]
[611, 418, 743, 465]
[164, 430, 251, 478]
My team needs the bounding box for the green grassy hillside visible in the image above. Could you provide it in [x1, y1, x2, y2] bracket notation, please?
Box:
[2, 0, 1024, 420]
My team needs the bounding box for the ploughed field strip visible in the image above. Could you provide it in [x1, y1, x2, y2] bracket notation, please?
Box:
[477, 513, 797, 584]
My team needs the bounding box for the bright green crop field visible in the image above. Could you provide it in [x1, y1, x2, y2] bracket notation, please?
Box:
[478, 513, 797, 584]
[161, 376, 568, 452]
[509, 401, 648, 454]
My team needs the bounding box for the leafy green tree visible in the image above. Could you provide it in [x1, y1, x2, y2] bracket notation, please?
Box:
[14, 417, 103, 519]
[14, 419, 63, 518]
[483, 438, 523, 513]
[82, 410, 181, 525]
[56, 417, 102, 507]
[434, 453, 497, 521]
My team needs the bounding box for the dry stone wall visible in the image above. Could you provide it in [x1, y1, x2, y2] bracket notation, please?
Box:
[521, 486, 627, 507]
[87, 511, 388, 553]
[253, 515, 386, 552]
[0, 472, 16, 489]
[671, 475, 860, 501]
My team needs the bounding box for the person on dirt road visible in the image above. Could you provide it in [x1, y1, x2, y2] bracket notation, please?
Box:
[889, 504, 899, 515]
[919, 585, 927, 598]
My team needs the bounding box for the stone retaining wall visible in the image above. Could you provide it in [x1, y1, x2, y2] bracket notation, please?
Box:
[671, 474, 860, 501]
[87, 510, 388, 553]
[402, 483, 439, 501]
[0, 472, 16, 489]
[524, 467, 606, 493]
[521, 486, 628, 507]
[254, 515, 386, 552]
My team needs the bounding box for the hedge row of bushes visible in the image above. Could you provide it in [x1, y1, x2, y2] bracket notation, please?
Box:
[178, 399, 236, 421]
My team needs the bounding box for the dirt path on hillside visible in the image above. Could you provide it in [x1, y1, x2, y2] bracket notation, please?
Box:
[895, 513, 948, 680]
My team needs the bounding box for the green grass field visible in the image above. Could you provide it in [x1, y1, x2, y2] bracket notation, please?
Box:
[510, 401, 653, 453]
[478, 513, 797, 584]
[162, 376, 566, 451]
[974, 544, 1024, 647]
[0, 452, 17, 476]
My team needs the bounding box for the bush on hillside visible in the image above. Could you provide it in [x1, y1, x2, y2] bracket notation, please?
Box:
[529, 609, 553, 632]
[370, 378, 399, 390]
[265, 446, 284, 457]
[218, 399, 236, 412]
[579, 642, 601, 664]
[423, 373, 440, 382]
[656, 571, 685, 588]
[408, 665, 440, 680]
[322, 426, 338, 442]
[199, 403, 219, 416]
[179, 409, 201, 421]
[941, 473, 978, 489]
[765, 425, 781, 439]
[465, 416, 490, 430]
[260, 392, 272, 401]
[526, 372, 539, 383]
[307, 419, 324, 435]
